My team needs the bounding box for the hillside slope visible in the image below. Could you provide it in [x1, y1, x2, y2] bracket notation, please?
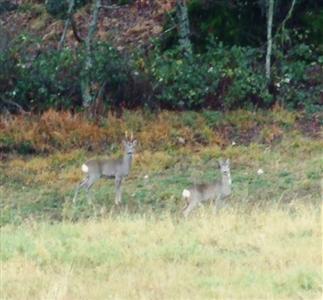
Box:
[1, 0, 174, 51]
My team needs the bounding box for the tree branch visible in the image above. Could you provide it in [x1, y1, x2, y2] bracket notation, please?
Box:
[275, 0, 297, 37]
[0, 98, 28, 114]
[59, 19, 71, 50]
[99, 5, 119, 10]
[58, 0, 75, 50]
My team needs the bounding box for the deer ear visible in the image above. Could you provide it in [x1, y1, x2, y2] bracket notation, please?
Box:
[122, 140, 127, 146]
[218, 159, 223, 166]
[132, 139, 137, 146]
[226, 159, 230, 165]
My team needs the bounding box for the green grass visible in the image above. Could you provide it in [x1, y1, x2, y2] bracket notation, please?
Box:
[0, 133, 321, 223]
[0, 110, 322, 299]
[1, 208, 321, 299]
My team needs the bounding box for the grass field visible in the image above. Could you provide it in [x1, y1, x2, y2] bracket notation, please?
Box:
[0, 109, 322, 299]
[1, 207, 322, 300]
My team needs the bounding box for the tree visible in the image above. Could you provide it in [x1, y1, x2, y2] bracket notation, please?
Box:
[81, 0, 102, 109]
[265, 0, 274, 80]
[176, 0, 192, 57]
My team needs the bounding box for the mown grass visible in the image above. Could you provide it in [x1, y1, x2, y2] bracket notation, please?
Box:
[0, 109, 322, 299]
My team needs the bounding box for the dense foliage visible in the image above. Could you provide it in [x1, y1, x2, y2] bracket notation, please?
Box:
[0, 37, 134, 110]
[1, 37, 321, 112]
[162, 0, 323, 49]
[150, 43, 271, 109]
[0, 0, 322, 112]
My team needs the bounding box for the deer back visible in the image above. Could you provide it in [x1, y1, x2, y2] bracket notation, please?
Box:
[84, 158, 122, 177]
[189, 180, 222, 202]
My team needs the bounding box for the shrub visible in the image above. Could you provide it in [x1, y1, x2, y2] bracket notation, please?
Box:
[0, 31, 320, 112]
[13, 47, 82, 110]
[149, 42, 271, 109]
[272, 42, 322, 111]
[0, 35, 138, 111]
[82, 42, 132, 108]
[0, 110, 108, 153]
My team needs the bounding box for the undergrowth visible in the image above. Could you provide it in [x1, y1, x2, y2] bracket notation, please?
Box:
[0, 107, 320, 154]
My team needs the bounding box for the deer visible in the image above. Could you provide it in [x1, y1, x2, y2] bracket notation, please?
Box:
[182, 159, 232, 218]
[73, 132, 137, 205]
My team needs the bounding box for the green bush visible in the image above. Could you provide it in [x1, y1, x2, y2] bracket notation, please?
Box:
[272, 38, 322, 111]
[81, 42, 134, 108]
[150, 42, 271, 109]
[86, 42, 129, 92]
[0, 32, 320, 112]
[0, 50, 17, 99]
[0, 35, 137, 111]
[12, 48, 81, 110]
[150, 48, 218, 109]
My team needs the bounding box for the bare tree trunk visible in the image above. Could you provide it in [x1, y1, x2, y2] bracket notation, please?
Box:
[81, 0, 102, 108]
[281, 0, 296, 32]
[58, 0, 75, 50]
[265, 0, 274, 80]
[176, 0, 192, 57]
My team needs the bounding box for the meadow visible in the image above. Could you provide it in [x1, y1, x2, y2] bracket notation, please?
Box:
[0, 109, 322, 299]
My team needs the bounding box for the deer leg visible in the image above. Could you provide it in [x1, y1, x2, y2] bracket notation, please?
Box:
[73, 177, 89, 203]
[182, 197, 190, 212]
[183, 199, 199, 218]
[84, 175, 99, 205]
[214, 196, 224, 215]
[115, 177, 123, 205]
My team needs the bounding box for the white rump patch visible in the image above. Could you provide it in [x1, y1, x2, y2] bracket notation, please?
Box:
[81, 163, 89, 173]
[182, 189, 191, 198]
[257, 168, 264, 175]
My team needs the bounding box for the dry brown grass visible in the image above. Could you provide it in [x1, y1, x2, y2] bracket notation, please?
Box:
[1, 108, 310, 155]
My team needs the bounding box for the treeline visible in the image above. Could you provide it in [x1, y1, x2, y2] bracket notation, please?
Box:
[0, 0, 322, 113]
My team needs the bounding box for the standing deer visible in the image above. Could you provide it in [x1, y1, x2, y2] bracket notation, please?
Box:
[182, 159, 232, 218]
[73, 133, 137, 205]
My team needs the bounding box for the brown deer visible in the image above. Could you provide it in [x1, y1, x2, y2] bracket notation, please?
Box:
[73, 132, 137, 205]
[182, 159, 232, 218]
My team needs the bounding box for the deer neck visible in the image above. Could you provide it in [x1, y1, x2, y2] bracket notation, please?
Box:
[122, 152, 133, 172]
[221, 173, 232, 192]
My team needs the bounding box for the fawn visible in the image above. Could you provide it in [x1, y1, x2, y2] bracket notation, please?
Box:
[73, 133, 137, 205]
[182, 159, 232, 218]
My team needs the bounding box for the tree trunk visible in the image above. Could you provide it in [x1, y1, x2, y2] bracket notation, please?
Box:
[0, 24, 9, 54]
[81, 0, 101, 108]
[58, 0, 75, 50]
[176, 0, 192, 57]
[265, 0, 274, 80]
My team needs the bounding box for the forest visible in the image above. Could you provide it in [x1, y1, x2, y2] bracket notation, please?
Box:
[0, 1, 322, 299]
